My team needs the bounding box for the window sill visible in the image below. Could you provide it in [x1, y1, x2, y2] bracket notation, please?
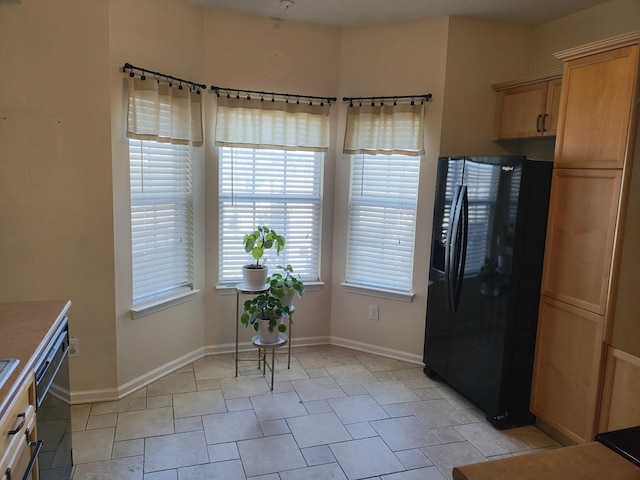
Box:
[130, 289, 200, 319]
[340, 283, 415, 302]
[216, 281, 325, 296]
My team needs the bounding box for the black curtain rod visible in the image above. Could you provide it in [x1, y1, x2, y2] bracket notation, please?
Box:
[343, 93, 432, 106]
[211, 85, 337, 105]
[123, 63, 207, 91]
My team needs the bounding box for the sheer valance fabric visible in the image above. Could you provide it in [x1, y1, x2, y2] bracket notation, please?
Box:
[343, 103, 425, 156]
[126, 77, 203, 146]
[214, 96, 331, 152]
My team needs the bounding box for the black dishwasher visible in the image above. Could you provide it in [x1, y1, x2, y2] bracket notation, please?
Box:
[34, 317, 73, 480]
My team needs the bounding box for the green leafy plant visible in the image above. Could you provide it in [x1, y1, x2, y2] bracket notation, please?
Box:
[243, 226, 286, 267]
[497, 224, 515, 254]
[241, 292, 291, 333]
[267, 265, 305, 299]
[478, 257, 500, 284]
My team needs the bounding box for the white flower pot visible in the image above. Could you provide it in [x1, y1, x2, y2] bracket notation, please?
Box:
[242, 265, 268, 290]
[258, 318, 280, 344]
[279, 291, 295, 307]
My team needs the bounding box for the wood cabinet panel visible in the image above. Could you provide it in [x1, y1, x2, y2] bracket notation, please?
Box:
[531, 296, 605, 444]
[599, 347, 640, 432]
[544, 78, 562, 136]
[541, 168, 622, 315]
[555, 45, 639, 169]
[494, 82, 547, 139]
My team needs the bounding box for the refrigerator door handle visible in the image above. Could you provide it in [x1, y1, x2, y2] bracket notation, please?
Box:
[452, 187, 468, 311]
[446, 186, 464, 313]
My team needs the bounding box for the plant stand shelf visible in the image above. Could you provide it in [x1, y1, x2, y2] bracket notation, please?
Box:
[235, 284, 293, 378]
[252, 334, 288, 391]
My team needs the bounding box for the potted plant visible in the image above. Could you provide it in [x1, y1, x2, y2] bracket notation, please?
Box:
[242, 226, 286, 289]
[497, 224, 515, 275]
[241, 291, 290, 343]
[478, 257, 501, 297]
[267, 264, 305, 307]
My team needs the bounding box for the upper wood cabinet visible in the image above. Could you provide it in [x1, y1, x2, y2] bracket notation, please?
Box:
[555, 44, 639, 168]
[492, 72, 562, 140]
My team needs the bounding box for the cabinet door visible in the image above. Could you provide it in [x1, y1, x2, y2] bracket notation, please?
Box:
[541, 168, 622, 315]
[531, 295, 605, 444]
[555, 45, 639, 168]
[599, 347, 640, 432]
[493, 82, 548, 140]
[542, 78, 562, 136]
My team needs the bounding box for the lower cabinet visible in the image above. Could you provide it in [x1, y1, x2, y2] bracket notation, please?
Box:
[531, 295, 605, 444]
[599, 346, 640, 432]
[0, 378, 37, 480]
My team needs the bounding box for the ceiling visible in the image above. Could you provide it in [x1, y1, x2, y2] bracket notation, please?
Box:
[192, 0, 612, 27]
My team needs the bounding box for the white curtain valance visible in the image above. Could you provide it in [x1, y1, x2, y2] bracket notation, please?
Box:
[343, 103, 425, 156]
[126, 77, 203, 146]
[214, 95, 331, 152]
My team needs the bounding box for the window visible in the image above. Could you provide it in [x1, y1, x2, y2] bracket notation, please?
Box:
[218, 147, 323, 285]
[129, 139, 193, 306]
[345, 154, 420, 293]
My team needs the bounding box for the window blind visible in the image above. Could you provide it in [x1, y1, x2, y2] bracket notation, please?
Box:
[218, 147, 323, 284]
[130, 139, 193, 304]
[345, 154, 420, 292]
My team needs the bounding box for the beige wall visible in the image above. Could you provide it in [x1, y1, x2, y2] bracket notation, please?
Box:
[330, 18, 448, 361]
[531, 0, 640, 72]
[108, 0, 207, 393]
[330, 17, 539, 362]
[0, 0, 116, 394]
[201, 11, 341, 351]
[440, 17, 533, 156]
[2, 0, 639, 399]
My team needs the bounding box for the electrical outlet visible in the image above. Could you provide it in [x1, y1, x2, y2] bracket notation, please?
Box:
[69, 337, 80, 357]
[369, 305, 379, 320]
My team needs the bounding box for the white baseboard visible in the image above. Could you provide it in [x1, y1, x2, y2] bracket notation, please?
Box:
[70, 347, 206, 404]
[330, 336, 423, 365]
[70, 387, 119, 404]
[116, 347, 206, 399]
[70, 335, 416, 404]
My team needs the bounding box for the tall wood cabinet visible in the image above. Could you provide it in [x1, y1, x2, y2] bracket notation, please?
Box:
[531, 32, 640, 445]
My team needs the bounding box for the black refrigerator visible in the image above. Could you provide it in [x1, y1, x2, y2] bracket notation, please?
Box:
[423, 155, 552, 428]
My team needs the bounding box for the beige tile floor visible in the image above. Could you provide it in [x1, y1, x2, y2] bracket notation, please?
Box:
[71, 345, 559, 480]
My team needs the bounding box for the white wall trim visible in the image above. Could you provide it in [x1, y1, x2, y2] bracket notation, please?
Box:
[117, 347, 206, 399]
[71, 387, 120, 405]
[330, 336, 424, 365]
[70, 335, 331, 404]
[71, 336, 419, 403]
